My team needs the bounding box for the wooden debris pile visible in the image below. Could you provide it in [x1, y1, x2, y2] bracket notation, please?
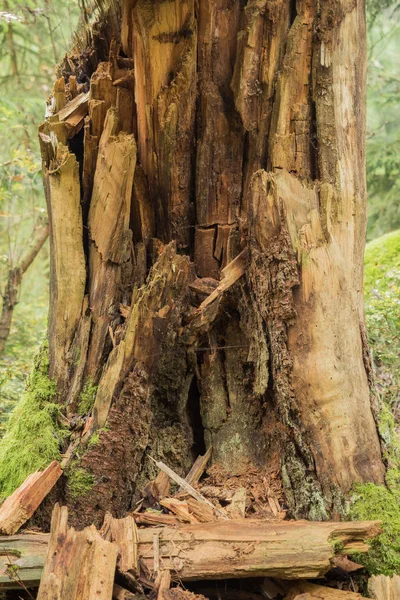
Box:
[132, 450, 286, 526]
[0, 453, 386, 600]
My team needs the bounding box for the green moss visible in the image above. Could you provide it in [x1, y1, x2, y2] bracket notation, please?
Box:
[87, 427, 109, 449]
[0, 342, 69, 501]
[364, 229, 400, 291]
[67, 460, 95, 499]
[330, 539, 345, 553]
[87, 431, 100, 448]
[78, 379, 97, 415]
[347, 400, 400, 575]
[349, 482, 400, 575]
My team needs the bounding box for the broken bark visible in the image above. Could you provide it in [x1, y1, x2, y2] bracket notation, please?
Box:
[36, 504, 118, 600]
[0, 461, 62, 535]
[0, 519, 381, 589]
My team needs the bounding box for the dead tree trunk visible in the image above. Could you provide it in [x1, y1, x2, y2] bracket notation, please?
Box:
[36, 0, 384, 526]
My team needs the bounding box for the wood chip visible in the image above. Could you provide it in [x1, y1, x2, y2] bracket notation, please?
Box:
[226, 488, 246, 518]
[181, 447, 212, 488]
[160, 498, 199, 524]
[0, 461, 62, 535]
[134, 513, 180, 527]
[101, 513, 139, 575]
[155, 569, 171, 600]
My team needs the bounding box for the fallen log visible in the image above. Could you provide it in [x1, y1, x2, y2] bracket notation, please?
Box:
[0, 518, 381, 589]
[137, 520, 381, 581]
[36, 504, 118, 600]
[0, 461, 62, 535]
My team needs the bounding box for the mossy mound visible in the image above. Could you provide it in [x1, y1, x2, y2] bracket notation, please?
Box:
[348, 232, 400, 575]
[0, 343, 68, 501]
[364, 229, 400, 292]
[350, 482, 400, 575]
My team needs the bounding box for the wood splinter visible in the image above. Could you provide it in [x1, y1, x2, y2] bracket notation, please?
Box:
[0, 461, 62, 535]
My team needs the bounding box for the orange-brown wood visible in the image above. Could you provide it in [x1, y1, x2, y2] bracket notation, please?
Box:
[0, 461, 62, 535]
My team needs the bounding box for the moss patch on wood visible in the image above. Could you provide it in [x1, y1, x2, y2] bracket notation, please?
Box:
[66, 460, 95, 499]
[78, 379, 98, 415]
[0, 343, 68, 501]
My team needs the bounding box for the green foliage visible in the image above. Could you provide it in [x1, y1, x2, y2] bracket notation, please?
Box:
[66, 461, 95, 499]
[350, 228, 400, 576]
[364, 230, 400, 413]
[0, 1, 81, 427]
[0, 342, 68, 500]
[366, 1, 400, 240]
[78, 380, 98, 415]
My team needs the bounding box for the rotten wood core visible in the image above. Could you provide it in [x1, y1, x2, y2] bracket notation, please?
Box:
[36, 0, 384, 527]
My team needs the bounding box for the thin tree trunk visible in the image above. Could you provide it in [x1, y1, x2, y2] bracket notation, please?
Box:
[0, 220, 49, 355]
[3, 0, 19, 81]
[35, 0, 384, 526]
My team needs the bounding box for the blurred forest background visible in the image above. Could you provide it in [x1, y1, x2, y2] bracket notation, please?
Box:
[0, 0, 399, 434]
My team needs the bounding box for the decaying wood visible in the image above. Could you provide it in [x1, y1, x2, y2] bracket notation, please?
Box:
[149, 458, 227, 520]
[330, 556, 363, 574]
[154, 569, 171, 600]
[85, 106, 136, 381]
[42, 144, 86, 392]
[102, 513, 139, 576]
[113, 583, 143, 600]
[36, 504, 118, 600]
[137, 520, 381, 581]
[134, 513, 180, 527]
[181, 448, 212, 488]
[195, 248, 249, 314]
[0, 531, 48, 590]
[226, 488, 246, 519]
[368, 574, 400, 600]
[160, 499, 199, 524]
[0, 519, 381, 589]
[36, 0, 386, 525]
[185, 498, 216, 523]
[284, 582, 368, 599]
[0, 461, 62, 535]
[143, 472, 170, 506]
